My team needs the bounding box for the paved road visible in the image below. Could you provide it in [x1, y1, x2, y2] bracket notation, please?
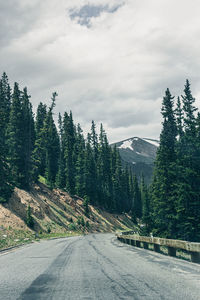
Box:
[0, 233, 200, 300]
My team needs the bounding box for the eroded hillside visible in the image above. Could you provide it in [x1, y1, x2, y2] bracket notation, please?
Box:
[0, 183, 135, 250]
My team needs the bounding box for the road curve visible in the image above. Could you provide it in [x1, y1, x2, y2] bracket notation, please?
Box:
[0, 233, 200, 300]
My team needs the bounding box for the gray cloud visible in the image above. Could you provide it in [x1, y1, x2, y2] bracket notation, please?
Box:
[0, 0, 42, 46]
[69, 4, 123, 27]
[1, 0, 200, 143]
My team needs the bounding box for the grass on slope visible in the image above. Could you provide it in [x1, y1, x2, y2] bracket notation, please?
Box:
[0, 226, 79, 251]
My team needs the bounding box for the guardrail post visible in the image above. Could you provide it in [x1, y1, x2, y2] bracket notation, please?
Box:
[168, 246, 176, 257]
[154, 244, 160, 252]
[136, 241, 141, 247]
[190, 252, 200, 263]
[131, 239, 136, 246]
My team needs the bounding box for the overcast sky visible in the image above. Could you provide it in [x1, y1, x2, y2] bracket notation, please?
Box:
[1, 0, 200, 143]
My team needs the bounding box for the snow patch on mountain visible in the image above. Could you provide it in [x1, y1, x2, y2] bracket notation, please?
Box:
[136, 151, 149, 157]
[119, 139, 133, 150]
[136, 151, 142, 155]
[142, 138, 159, 147]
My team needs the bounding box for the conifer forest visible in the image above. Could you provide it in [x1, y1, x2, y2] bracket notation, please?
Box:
[0, 73, 200, 242]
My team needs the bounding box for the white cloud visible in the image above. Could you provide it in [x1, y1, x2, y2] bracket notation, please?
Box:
[1, 0, 200, 143]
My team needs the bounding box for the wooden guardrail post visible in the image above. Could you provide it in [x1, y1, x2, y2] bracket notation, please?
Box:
[153, 244, 160, 252]
[136, 240, 141, 247]
[143, 242, 148, 249]
[131, 239, 136, 246]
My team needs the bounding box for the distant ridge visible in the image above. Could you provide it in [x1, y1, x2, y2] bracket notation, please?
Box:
[111, 137, 159, 184]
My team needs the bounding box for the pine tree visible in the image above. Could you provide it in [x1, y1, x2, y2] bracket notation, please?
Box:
[112, 149, 123, 212]
[97, 126, 112, 208]
[104, 136, 113, 210]
[176, 81, 200, 241]
[122, 166, 131, 212]
[32, 102, 47, 181]
[91, 120, 98, 162]
[74, 124, 85, 197]
[151, 88, 177, 238]
[141, 175, 151, 234]
[44, 93, 60, 188]
[20, 87, 35, 188]
[0, 75, 13, 201]
[175, 96, 184, 139]
[131, 175, 142, 220]
[84, 135, 97, 204]
[56, 113, 66, 188]
[7, 82, 24, 188]
[1, 72, 11, 127]
[63, 111, 76, 194]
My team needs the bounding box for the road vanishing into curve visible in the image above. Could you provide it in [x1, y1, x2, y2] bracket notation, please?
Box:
[0, 233, 200, 300]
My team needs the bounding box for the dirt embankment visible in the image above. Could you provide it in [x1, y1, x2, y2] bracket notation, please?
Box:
[0, 183, 134, 236]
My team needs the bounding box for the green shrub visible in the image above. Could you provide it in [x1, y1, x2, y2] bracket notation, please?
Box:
[86, 221, 90, 228]
[80, 216, 85, 226]
[68, 223, 77, 231]
[77, 217, 81, 225]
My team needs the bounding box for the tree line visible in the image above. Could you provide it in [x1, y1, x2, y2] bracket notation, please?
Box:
[0, 72, 145, 217]
[2, 73, 198, 242]
[148, 80, 200, 242]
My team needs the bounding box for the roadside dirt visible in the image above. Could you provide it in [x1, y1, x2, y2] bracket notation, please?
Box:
[0, 183, 134, 235]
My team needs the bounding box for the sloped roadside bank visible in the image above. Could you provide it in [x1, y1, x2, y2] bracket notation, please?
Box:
[0, 182, 135, 251]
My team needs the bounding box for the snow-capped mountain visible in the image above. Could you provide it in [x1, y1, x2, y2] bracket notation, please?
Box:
[112, 137, 159, 184]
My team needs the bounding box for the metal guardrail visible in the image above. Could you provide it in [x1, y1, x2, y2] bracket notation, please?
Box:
[116, 233, 200, 263]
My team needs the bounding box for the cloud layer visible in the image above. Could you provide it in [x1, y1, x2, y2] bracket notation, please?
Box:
[1, 0, 200, 142]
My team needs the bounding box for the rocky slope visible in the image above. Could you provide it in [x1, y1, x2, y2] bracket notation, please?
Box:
[0, 182, 135, 250]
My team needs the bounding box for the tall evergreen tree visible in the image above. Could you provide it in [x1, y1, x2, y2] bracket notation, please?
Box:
[63, 111, 76, 194]
[176, 81, 200, 241]
[74, 124, 85, 197]
[32, 102, 47, 181]
[44, 93, 60, 188]
[131, 175, 142, 220]
[84, 134, 97, 203]
[20, 87, 35, 188]
[141, 175, 151, 234]
[1, 72, 11, 127]
[56, 113, 66, 188]
[91, 120, 98, 162]
[175, 96, 184, 139]
[0, 74, 13, 201]
[7, 82, 25, 188]
[151, 88, 177, 238]
[112, 149, 124, 212]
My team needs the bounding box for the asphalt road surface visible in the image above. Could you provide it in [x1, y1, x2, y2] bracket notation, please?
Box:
[0, 233, 200, 300]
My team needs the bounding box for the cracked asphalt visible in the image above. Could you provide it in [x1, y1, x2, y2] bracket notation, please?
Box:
[0, 233, 200, 299]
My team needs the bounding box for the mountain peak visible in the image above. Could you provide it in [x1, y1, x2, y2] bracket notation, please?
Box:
[112, 137, 159, 184]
